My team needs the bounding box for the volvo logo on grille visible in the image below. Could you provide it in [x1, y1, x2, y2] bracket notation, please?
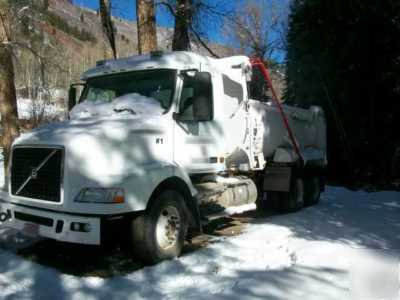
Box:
[15, 149, 58, 195]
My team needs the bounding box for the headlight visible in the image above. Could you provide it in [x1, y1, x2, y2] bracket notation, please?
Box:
[74, 188, 125, 203]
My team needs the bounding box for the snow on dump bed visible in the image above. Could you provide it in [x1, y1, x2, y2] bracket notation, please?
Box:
[70, 93, 164, 119]
[1, 184, 400, 299]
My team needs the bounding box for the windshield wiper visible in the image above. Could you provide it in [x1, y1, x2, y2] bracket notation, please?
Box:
[113, 108, 137, 115]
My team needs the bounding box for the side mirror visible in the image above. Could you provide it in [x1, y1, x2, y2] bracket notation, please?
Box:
[172, 112, 180, 121]
[193, 72, 213, 121]
[68, 86, 77, 111]
[193, 96, 212, 121]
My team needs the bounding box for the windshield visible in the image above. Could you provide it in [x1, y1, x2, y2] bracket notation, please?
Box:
[73, 69, 177, 118]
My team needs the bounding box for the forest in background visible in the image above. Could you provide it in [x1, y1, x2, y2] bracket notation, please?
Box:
[286, 0, 400, 184]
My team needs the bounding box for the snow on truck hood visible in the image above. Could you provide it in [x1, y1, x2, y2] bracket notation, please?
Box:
[13, 103, 170, 182]
[14, 94, 168, 147]
[69, 93, 165, 119]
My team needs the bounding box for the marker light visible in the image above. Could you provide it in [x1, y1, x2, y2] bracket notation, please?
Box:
[75, 188, 125, 204]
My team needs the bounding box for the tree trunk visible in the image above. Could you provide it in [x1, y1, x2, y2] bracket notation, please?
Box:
[172, 0, 192, 51]
[0, 45, 19, 188]
[99, 0, 117, 59]
[0, 1, 19, 188]
[136, 0, 157, 54]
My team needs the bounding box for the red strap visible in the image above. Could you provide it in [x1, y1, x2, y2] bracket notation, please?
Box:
[250, 58, 304, 163]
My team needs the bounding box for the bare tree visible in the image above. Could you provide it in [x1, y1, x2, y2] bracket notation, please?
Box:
[14, 10, 71, 126]
[0, 0, 19, 185]
[158, 0, 223, 57]
[223, 0, 289, 60]
[99, 0, 117, 59]
[137, 0, 157, 54]
[171, 0, 191, 51]
[0, 0, 71, 182]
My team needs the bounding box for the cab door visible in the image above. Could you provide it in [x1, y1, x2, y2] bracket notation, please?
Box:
[173, 72, 223, 174]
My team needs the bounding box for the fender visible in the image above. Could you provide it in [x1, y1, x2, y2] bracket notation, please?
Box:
[122, 161, 197, 213]
[126, 161, 201, 232]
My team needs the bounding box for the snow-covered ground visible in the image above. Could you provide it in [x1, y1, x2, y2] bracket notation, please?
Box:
[1, 150, 399, 299]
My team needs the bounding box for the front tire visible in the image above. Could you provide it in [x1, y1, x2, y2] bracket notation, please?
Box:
[129, 190, 188, 264]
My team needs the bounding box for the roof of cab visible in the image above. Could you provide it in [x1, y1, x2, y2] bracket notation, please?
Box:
[81, 51, 251, 82]
[81, 51, 212, 80]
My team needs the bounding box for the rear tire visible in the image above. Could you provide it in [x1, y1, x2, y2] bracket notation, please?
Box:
[266, 191, 282, 211]
[129, 190, 188, 264]
[304, 177, 321, 206]
[256, 176, 271, 212]
[277, 177, 304, 213]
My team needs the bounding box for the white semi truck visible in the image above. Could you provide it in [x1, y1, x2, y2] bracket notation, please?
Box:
[0, 52, 326, 263]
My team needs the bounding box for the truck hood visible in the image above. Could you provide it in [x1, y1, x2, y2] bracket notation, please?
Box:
[14, 115, 168, 147]
[14, 114, 171, 185]
[15, 93, 170, 147]
[10, 114, 173, 213]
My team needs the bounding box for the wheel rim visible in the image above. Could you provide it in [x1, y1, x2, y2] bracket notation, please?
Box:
[295, 179, 304, 206]
[155, 205, 181, 250]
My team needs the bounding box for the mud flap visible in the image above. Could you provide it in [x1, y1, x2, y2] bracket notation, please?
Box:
[263, 166, 292, 192]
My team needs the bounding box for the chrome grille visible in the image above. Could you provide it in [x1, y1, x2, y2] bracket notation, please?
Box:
[11, 147, 63, 202]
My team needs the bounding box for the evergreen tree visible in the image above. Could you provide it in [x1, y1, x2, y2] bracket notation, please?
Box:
[285, 0, 400, 182]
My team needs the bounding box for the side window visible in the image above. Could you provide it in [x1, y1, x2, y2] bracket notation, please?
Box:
[179, 72, 213, 121]
[223, 75, 243, 117]
[150, 89, 172, 109]
[223, 75, 243, 102]
[86, 88, 116, 102]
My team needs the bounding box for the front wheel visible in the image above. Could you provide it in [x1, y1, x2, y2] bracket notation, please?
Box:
[129, 190, 188, 264]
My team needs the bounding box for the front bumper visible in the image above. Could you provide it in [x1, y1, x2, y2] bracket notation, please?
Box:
[0, 201, 101, 245]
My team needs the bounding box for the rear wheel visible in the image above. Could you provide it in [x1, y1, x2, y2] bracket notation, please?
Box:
[129, 190, 188, 264]
[277, 177, 304, 213]
[304, 176, 321, 206]
[255, 175, 273, 212]
[265, 191, 282, 211]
